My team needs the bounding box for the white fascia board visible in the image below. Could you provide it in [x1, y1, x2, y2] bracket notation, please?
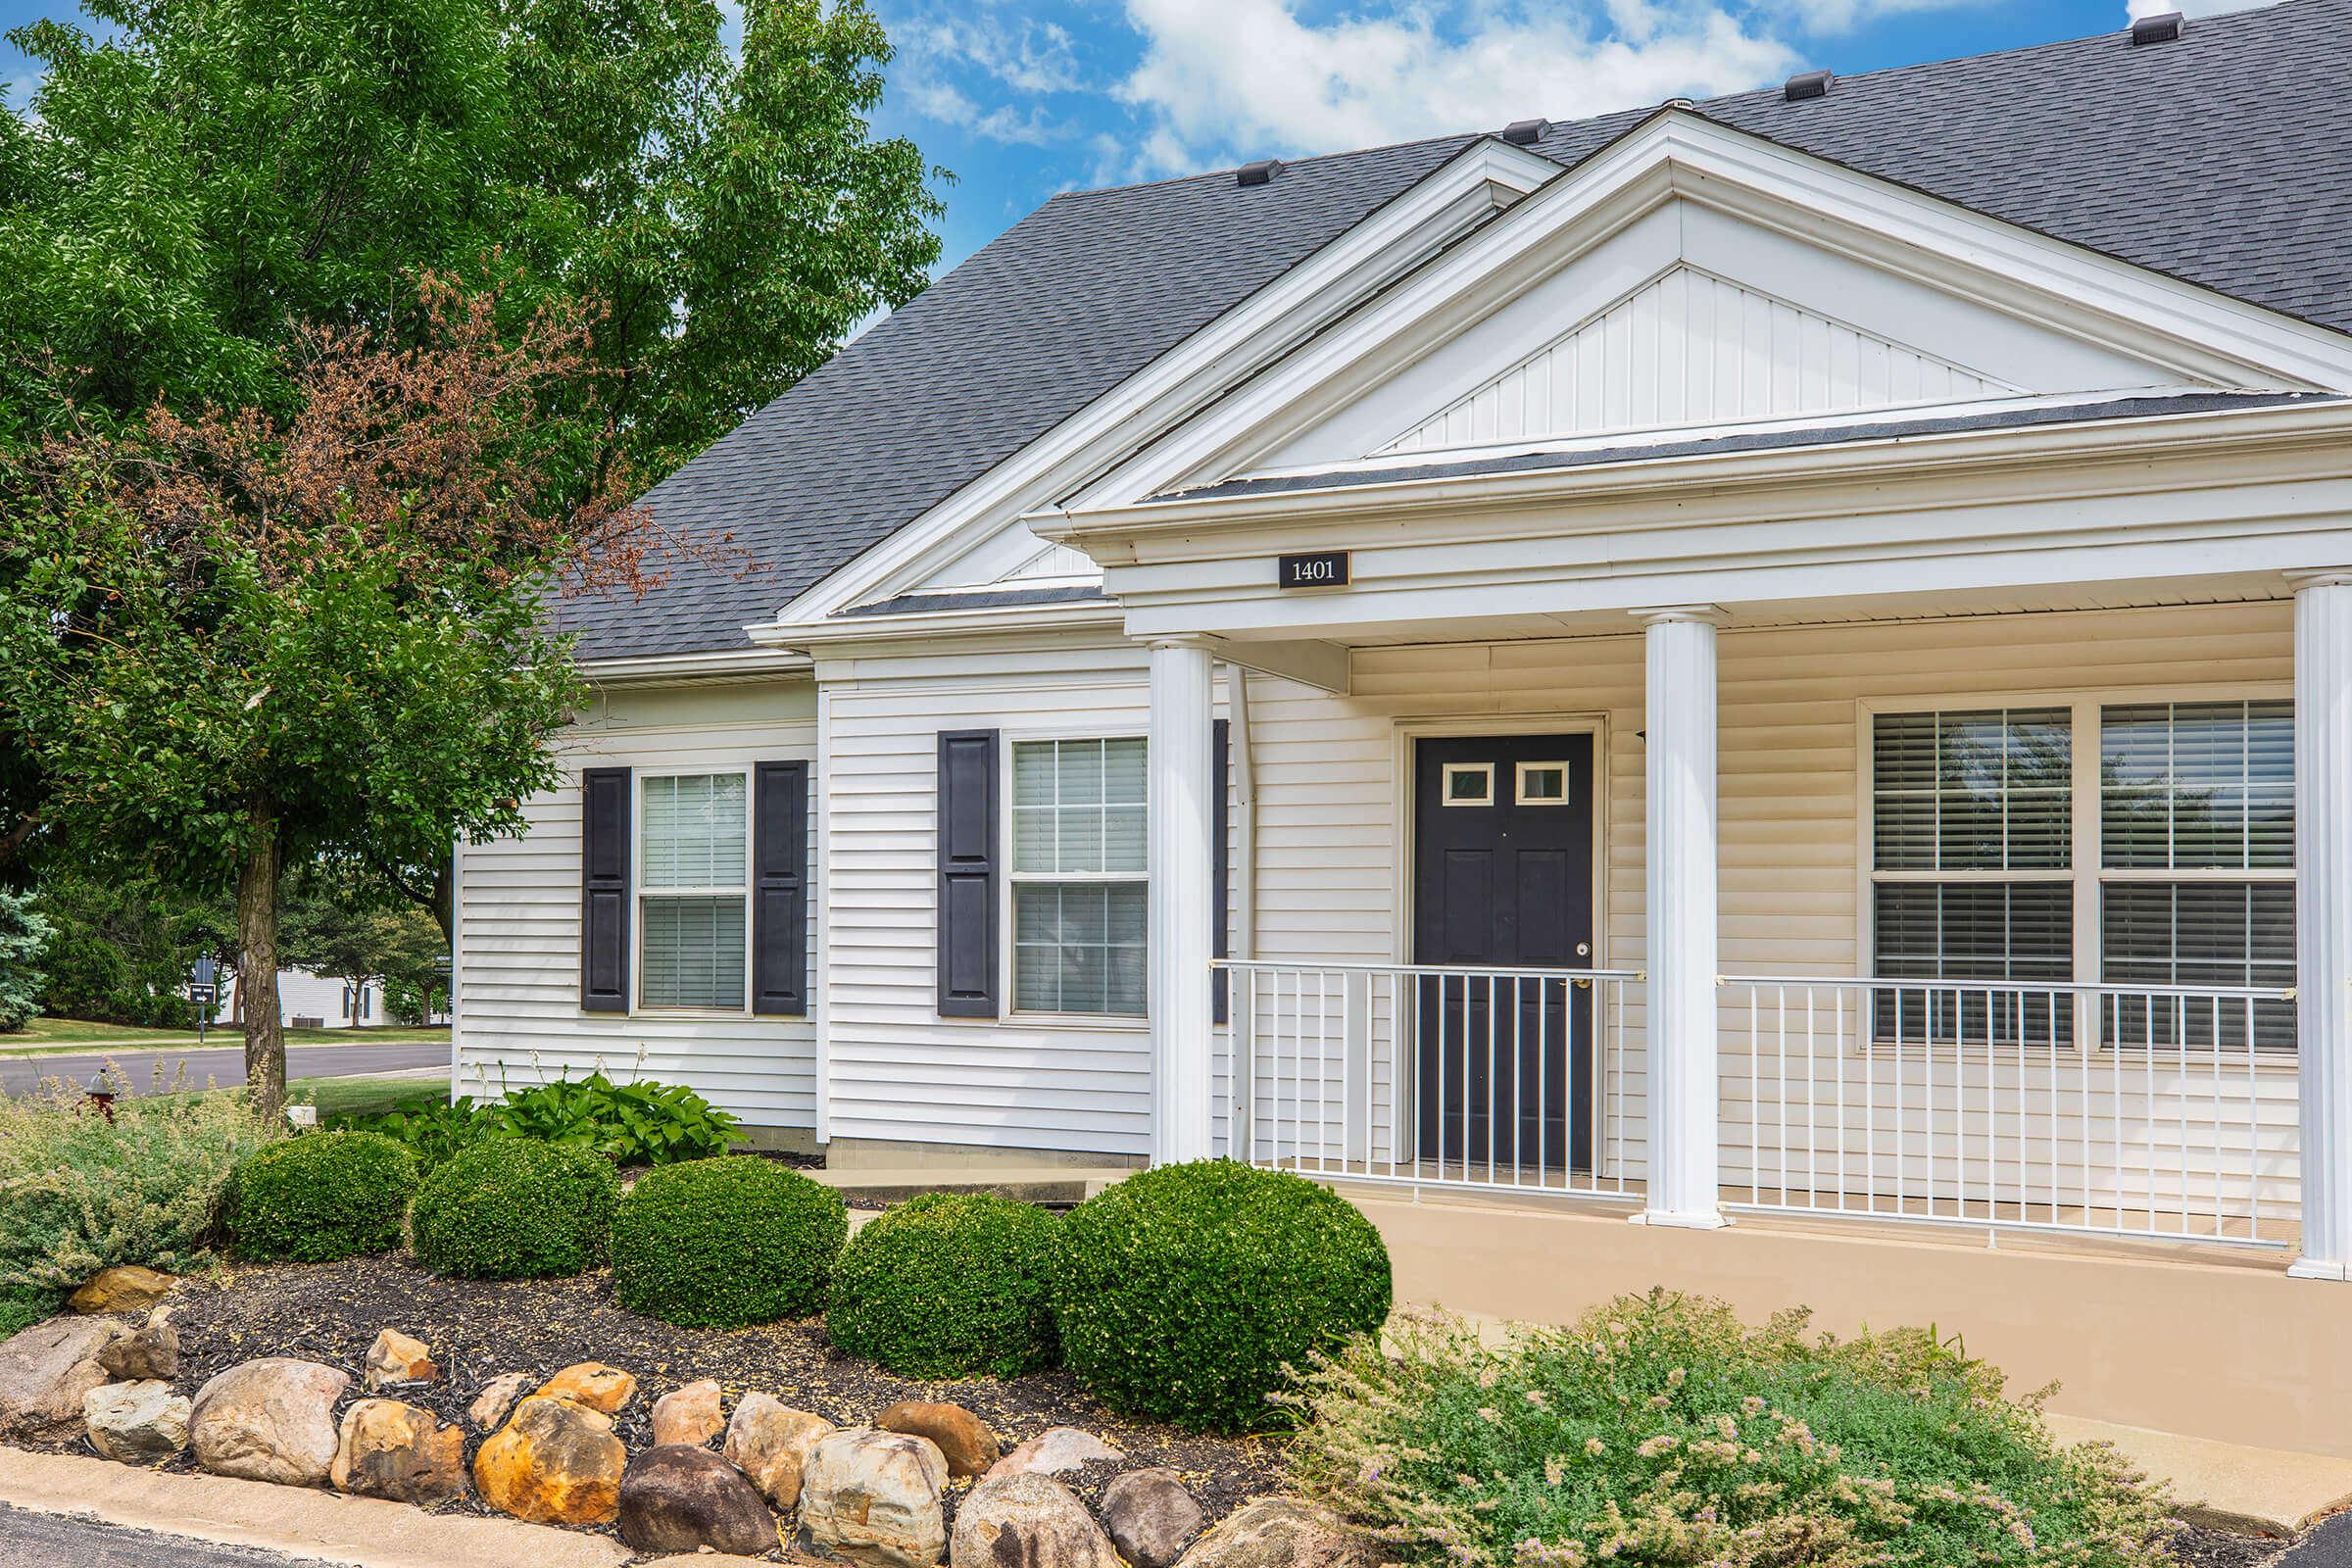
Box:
[576, 647, 814, 684]
[765, 137, 1561, 631]
[750, 598, 1127, 652]
[1059, 111, 2352, 510]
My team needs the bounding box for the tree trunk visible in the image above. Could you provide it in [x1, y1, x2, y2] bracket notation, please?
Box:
[234, 812, 287, 1118]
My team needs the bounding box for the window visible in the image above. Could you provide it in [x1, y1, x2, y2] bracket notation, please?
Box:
[1011, 738, 1148, 1016]
[1869, 709, 2075, 1044]
[1867, 699, 2296, 1052]
[639, 772, 749, 1009]
[1516, 761, 1570, 805]
[1442, 762, 1494, 806]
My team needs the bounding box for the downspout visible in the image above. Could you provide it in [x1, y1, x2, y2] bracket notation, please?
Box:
[1229, 667, 1258, 1160]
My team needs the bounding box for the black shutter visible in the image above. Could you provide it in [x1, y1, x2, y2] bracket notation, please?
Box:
[938, 730, 1001, 1017]
[1212, 718, 1231, 1025]
[753, 760, 810, 1017]
[580, 766, 631, 1012]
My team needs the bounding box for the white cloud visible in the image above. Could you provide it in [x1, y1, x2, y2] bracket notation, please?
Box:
[2124, 0, 2280, 18]
[1109, 0, 1799, 178]
[893, 9, 1088, 146]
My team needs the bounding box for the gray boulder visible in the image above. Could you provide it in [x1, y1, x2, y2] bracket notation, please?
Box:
[618, 1445, 778, 1556]
[0, 1316, 123, 1445]
[1102, 1467, 1205, 1568]
[83, 1380, 191, 1463]
[1173, 1500, 1385, 1568]
[188, 1357, 350, 1487]
[950, 1472, 1121, 1568]
[800, 1428, 949, 1568]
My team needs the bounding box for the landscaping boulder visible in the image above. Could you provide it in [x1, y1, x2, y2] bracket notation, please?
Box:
[1173, 1500, 1382, 1568]
[1101, 1468, 1204, 1568]
[70, 1265, 172, 1316]
[473, 1394, 627, 1527]
[0, 1316, 122, 1445]
[95, 1310, 178, 1382]
[537, 1361, 637, 1414]
[950, 1472, 1120, 1568]
[468, 1371, 532, 1431]
[983, 1428, 1121, 1484]
[618, 1445, 778, 1556]
[800, 1428, 949, 1568]
[83, 1380, 190, 1463]
[332, 1397, 466, 1505]
[878, 1400, 998, 1479]
[364, 1328, 439, 1391]
[652, 1379, 724, 1447]
[188, 1358, 350, 1487]
[724, 1395, 835, 1510]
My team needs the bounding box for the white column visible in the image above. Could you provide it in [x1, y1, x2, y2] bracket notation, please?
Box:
[2290, 572, 2352, 1280]
[1636, 607, 1729, 1228]
[1149, 637, 1217, 1165]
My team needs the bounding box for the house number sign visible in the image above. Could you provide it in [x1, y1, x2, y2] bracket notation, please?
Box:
[1277, 551, 1350, 589]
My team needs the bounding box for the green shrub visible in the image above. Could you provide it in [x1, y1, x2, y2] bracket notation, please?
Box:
[228, 1130, 419, 1261]
[410, 1138, 619, 1279]
[342, 1095, 500, 1170]
[0, 1073, 277, 1296]
[1286, 1293, 2176, 1568]
[829, 1193, 1061, 1378]
[0, 1287, 55, 1340]
[1054, 1159, 1391, 1432]
[348, 1073, 739, 1169]
[612, 1156, 845, 1328]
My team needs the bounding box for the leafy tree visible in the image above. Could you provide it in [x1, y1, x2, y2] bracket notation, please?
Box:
[0, 887, 52, 1031]
[29, 867, 228, 1029]
[0, 284, 656, 1112]
[0, 0, 943, 475]
[278, 863, 450, 1019]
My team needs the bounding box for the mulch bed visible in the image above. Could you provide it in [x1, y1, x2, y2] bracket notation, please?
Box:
[147, 1255, 1290, 1541]
[2168, 1525, 2292, 1567]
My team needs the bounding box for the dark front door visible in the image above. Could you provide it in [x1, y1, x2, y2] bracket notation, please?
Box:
[1412, 734, 1595, 1175]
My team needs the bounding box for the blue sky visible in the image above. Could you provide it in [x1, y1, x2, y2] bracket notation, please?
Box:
[0, 0, 2277, 276]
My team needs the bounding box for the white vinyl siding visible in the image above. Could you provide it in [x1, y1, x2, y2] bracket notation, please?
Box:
[451, 681, 818, 1131]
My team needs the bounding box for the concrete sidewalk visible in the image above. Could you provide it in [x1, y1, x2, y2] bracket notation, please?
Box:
[2043, 1414, 2352, 1538]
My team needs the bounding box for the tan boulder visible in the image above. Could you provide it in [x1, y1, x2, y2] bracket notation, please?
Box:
[188, 1358, 350, 1487]
[950, 1472, 1121, 1568]
[83, 1380, 191, 1463]
[364, 1328, 439, 1391]
[800, 1428, 949, 1568]
[983, 1427, 1121, 1484]
[70, 1265, 173, 1315]
[1172, 1500, 1384, 1568]
[536, 1361, 637, 1414]
[473, 1394, 627, 1527]
[723, 1395, 835, 1510]
[877, 1400, 998, 1480]
[652, 1379, 725, 1446]
[95, 1309, 178, 1382]
[0, 1316, 123, 1445]
[468, 1371, 532, 1431]
[332, 1397, 467, 1504]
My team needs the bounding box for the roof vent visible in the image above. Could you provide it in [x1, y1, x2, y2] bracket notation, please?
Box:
[2131, 10, 2182, 44]
[1661, 96, 1695, 110]
[1500, 118, 1548, 145]
[1784, 69, 1834, 102]
[1235, 159, 1282, 188]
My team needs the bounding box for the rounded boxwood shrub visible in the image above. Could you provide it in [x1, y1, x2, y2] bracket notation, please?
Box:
[828, 1193, 1062, 1378]
[1054, 1159, 1391, 1432]
[612, 1155, 847, 1328]
[409, 1137, 620, 1279]
[228, 1130, 420, 1262]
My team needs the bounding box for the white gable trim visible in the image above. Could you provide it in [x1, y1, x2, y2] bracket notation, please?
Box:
[1065, 111, 2352, 509]
[767, 137, 1561, 632]
[1377, 262, 2019, 456]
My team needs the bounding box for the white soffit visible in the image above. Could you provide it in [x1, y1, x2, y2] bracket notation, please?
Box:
[1378, 263, 2018, 456]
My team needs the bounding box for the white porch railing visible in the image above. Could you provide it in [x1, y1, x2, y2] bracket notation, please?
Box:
[1719, 976, 2299, 1248]
[1222, 959, 1643, 1200]
[1220, 959, 2299, 1250]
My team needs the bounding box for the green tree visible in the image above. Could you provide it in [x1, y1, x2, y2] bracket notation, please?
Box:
[278, 862, 450, 1019]
[0, 0, 942, 474]
[0, 887, 52, 1031]
[29, 867, 228, 1028]
[0, 286, 643, 1112]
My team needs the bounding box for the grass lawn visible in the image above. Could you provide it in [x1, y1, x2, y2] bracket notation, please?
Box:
[0, 1018, 451, 1055]
[293, 1073, 449, 1119]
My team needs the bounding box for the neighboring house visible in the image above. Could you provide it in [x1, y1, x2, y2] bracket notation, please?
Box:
[219, 970, 382, 1030]
[457, 4, 2352, 1452]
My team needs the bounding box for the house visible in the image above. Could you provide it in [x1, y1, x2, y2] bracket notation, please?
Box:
[218, 969, 383, 1030]
[456, 2, 2352, 1456]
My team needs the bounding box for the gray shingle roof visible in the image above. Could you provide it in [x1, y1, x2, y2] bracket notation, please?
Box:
[566, 0, 2352, 661]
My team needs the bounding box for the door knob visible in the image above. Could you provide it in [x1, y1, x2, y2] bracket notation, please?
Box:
[1576, 942, 1591, 956]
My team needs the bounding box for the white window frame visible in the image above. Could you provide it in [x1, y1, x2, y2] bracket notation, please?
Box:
[1002, 731, 1151, 1027]
[1515, 759, 1573, 806]
[1440, 760, 1494, 806]
[632, 764, 755, 1017]
[1856, 682, 2296, 1058]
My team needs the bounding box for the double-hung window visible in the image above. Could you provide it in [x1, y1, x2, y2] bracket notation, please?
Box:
[1010, 738, 1148, 1017]
[1867, 698, 2296, 1052]
[638, 771, 750, 1010]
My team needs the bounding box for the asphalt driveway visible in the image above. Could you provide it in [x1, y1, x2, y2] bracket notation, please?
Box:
[0, 1039, 447, 1098]
[0, 1506, 330, 1567]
